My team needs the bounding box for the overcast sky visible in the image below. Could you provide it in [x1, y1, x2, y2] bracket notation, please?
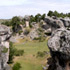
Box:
[0, 0, 70, 19]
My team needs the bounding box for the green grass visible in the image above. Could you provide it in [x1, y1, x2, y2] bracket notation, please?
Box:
[13, 40, 49, 70]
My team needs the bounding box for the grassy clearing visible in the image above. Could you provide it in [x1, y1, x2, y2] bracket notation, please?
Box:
[13, 40, 50, 70]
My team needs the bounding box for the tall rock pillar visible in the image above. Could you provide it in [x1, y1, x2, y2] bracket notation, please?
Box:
[0, 25, 12, 70]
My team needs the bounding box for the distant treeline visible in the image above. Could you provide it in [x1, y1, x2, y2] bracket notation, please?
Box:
[47, 10, 70, 18]
[1, 11, 70, 33]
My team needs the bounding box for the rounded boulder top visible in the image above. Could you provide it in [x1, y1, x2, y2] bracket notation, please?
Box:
[0, 24, 12, 41]
[48, 27, 70, 55]
[0, 25, 12, 35]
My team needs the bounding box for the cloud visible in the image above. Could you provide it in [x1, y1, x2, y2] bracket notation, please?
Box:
[0, 0, 70, 19]
[0, 0, 26, 6]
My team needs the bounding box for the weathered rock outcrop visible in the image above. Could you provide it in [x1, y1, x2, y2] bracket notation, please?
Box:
[0, 25, 12, 70]
[29, 29, 39, 40]
[44, 17, 65, 32]
[60, 18, 70, 28]
[47, 27, 70, 70]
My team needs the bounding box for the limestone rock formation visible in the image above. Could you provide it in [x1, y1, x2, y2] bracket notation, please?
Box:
[60, 18, 70, 28]
[0, 25, 12, 70]
[47, 27, 70, 70]
[24, 15, 30, 27]
[44, 17, 65, 32]
[29, 29, 39, 40]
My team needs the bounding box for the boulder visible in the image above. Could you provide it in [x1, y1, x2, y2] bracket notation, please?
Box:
[0, 25, 12, 70]
[29, 29, 39, 40]
[31, 22, 39, 29]
[60, 18, 70, 27]
[47, 27, 70, 70]
[44, 16, 65, 32]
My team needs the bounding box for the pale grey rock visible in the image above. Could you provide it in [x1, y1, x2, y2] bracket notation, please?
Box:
[48, 27, 70, 54]
[31, 22, 39, 29]
[24, 15, 30, 21]
[0, 25, 12, 70]
[29, 29, 39, 40]
[47, 27, 70, 70]
[10, 36, 18, 43]
[44, 16, 64, 32]
[60, 18, 70, 27]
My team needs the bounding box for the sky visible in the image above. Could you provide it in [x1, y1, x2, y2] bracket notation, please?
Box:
[0, 0, 70, 19]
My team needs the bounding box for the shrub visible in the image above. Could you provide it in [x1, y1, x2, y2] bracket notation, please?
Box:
[37, 51, 46, 57]
[18, 30, 23, 35]
[8, 42, 16, 64]
[2, 47, 8, 53]
[12, 62, 21, 70]
[8, 42, 24, 64]
[2, 21, 11, 26]
[14, 50, 24, 56]
[23, 28, 30, 35]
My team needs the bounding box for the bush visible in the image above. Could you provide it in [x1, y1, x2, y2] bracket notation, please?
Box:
[24, 28, 30, 35]
[12, 62, 21, 70]
[8, 42, 16, 64]
[37, 51, 46, 57]
[8, 42, 24, 64]
[14, 50, 24, 56]
[34, 36, 45, 42]
[2, 47, 8, 53]
[2, 21, 11, 26]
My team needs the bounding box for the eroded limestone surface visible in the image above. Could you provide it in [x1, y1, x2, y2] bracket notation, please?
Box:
[0, 25, 12, 70]
[48, 28, 70, 70]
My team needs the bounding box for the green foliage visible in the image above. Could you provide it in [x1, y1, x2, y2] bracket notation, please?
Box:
[29, 13, 46, 23]
[30, 15, 35, 23]
[18, 30, 23, 35]
[67, 13, 70, 17]
[12, 62, 21, 70]
[11, 16, 21, 32]
[35, 13, 41, 22]
[47, 11, 54, 17]
[2, 47, 8, 53]
[34, 36, 45, 42]
[11, 16, 20, 26]
[47, 10, 70, 18]
[23, 28, 30, 35]
[37, 51, 46, 57]
[8, 42, 24, 64]
[8, 42, 16, 64]
[21, 19, 25, 25]
[14, 41, 49, 70]
[2, 21, 11, 26]
[14, 49, 24, 56]
[41, 14, 46, 20]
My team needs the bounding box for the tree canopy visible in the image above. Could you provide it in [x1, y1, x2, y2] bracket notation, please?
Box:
[47, 10, 70, 18]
